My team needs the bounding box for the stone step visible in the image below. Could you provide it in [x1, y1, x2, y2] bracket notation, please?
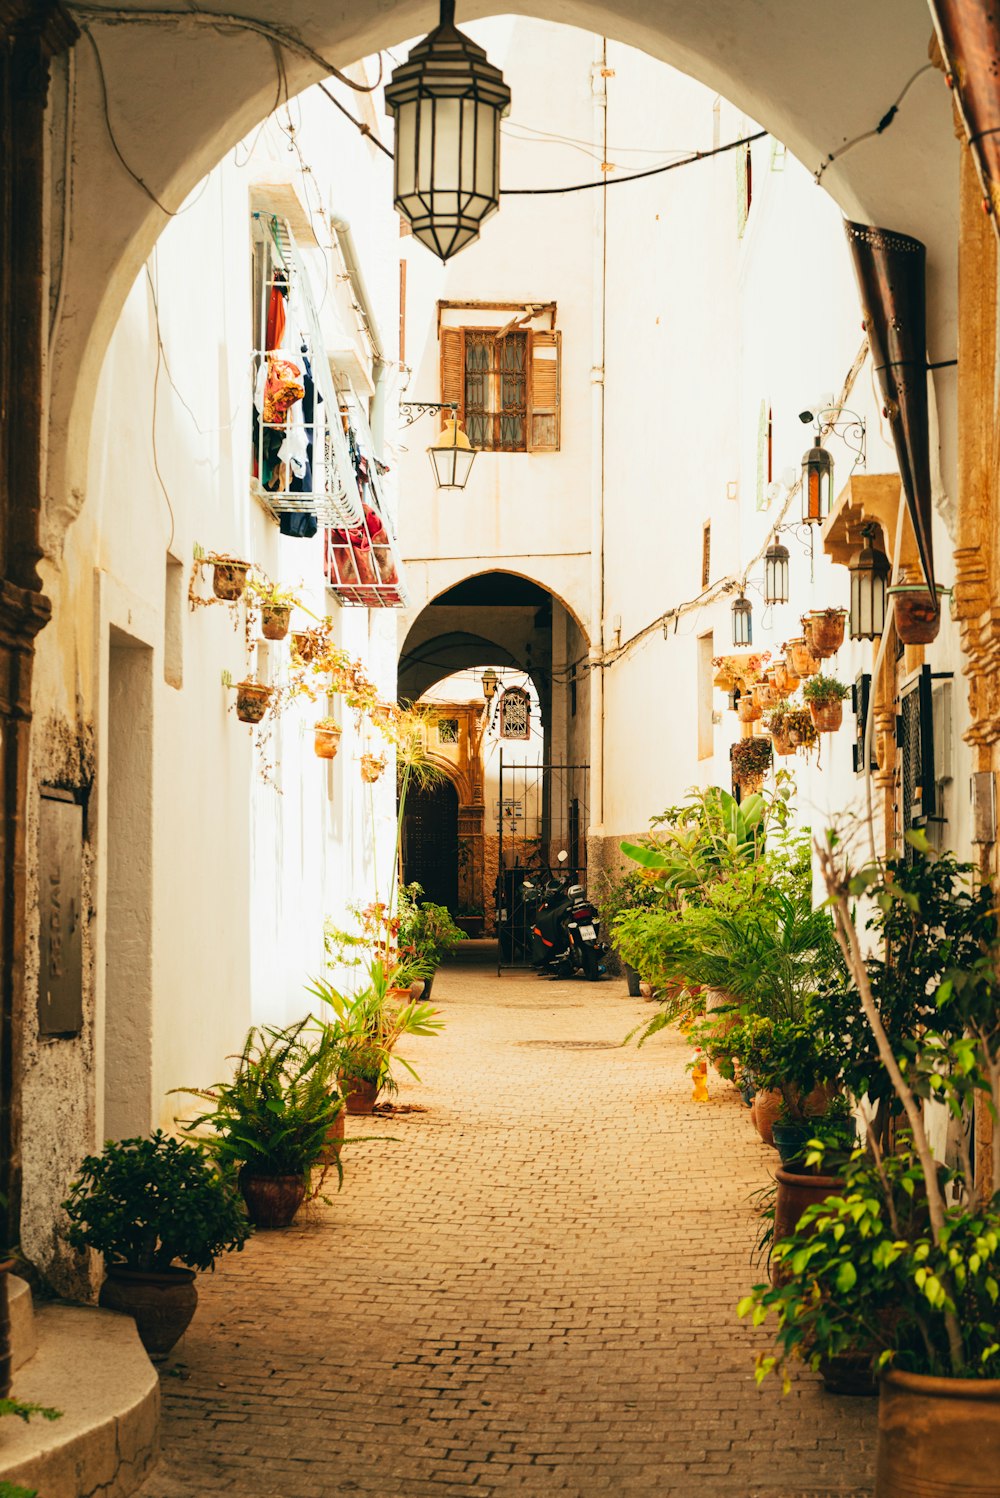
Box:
[0, 1303, 159, 1498]
[9, 1276, 37, 1371]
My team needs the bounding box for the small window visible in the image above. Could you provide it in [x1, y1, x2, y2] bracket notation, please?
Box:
[499, 686, 531, 741]
[440, 323, 561, 453]
[701, 522, 711, 590]
[437, 718, 459, 745]
[697, 633, 714, 760]
[164, 553, 184, 689]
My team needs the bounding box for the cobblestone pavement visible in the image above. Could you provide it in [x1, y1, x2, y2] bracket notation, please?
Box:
[136, 949, 876, 1498]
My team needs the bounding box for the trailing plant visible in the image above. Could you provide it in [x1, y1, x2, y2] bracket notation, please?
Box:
[176, 1020, 345, 1182]
[62, 1132, 250, 1272]
[763, 698, 794, 732]
[784, 707, 817, 749]
[801, 674, 848, 706]
[731, 736, 773, 782]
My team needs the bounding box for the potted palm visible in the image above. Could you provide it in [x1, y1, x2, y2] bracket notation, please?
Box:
[802, 674, 848, 732]
[307, 960, 444, 1114]
[178, 1020, 344, 1228]
[62, 1132, 249, 1353]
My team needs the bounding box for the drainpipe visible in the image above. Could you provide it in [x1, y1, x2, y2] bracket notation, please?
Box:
[330, 215, 388, 450]
[588, 40, 608, 848]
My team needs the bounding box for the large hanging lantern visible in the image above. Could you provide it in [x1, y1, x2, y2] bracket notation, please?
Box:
[732, 594, 753, 647]
[384, 0, 511, 261]
[763, 537, 790, 606]
[848, 524, 890, 640]
[428, 418, 477, 489]
[802, 440, 833, 524]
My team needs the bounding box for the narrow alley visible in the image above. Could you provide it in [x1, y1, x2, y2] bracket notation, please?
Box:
[136, 952, 876, 1498]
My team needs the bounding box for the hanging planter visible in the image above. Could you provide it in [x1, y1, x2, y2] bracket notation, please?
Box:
[764, 702, 796, 757]
[753, 681, 778, 711]
[785, 708, 818, 752]
[771, 659, 800, 696]
[369, 702, 397, 734]
[731, 736, 772, 792]
[261, 603, 292, 641]
[314, 720, 342, 760]
[291, 629, 322, 664]
[212, 558, 251, 602]
[736, 694, 762, 724]
[786, 637, 819, 679]
[235, 681, 273, 724]
[803, 608, 847, 659]
[888, 581, 948, 646]
[360, 752, 386, 784]
[803, 675, 848, 733]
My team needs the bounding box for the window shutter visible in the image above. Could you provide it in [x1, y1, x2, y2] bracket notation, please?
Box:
[439, 327, 465, 424]
[527, 329, 561, 452]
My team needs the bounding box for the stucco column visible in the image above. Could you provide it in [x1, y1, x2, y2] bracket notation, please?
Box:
[0, 0, 77, 1251]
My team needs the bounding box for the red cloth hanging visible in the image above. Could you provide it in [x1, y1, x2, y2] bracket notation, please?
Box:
[266, 285, 286, 351]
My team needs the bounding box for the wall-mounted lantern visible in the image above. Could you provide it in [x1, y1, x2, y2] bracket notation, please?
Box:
[763, 537, 790, 606]
[848, 523, 890, 640]
[384, 0, 511, 261]
[400, 401, 478, 490]
[732, 593, 753, 647]
[801, 440, 834, 524]
[481, 666, 498, 701]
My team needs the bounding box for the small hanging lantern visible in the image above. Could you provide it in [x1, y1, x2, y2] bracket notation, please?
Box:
[384, 0, 512, 261]
[763, 536, 790, 606]
[802, 440, 833, 524]
[481, 666, 498, 701]
[732, 593, 753, 648]
[428, 418, 477, 490]
[848, 523, 890, 640]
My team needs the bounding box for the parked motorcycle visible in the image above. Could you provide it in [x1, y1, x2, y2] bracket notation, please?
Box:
[529, 854, 607, 981]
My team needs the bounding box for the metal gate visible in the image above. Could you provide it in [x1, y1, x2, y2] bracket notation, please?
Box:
[495, 752, 589, 969]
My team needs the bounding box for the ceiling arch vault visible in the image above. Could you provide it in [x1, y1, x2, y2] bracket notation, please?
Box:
[47, 1, 956, 548]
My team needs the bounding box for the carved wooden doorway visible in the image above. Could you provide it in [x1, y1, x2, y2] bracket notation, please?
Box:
[402, 776, 460, 911]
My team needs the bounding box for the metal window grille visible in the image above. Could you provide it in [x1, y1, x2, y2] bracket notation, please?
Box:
[898, 665, 935, 860]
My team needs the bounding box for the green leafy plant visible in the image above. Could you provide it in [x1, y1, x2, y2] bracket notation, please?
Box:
[307, 959, 444, 1096]
[177, 1020, 345, 1181]
[801, 674, 848, 706]
[731, 736, 773, 782]
[396, 883, 465, 971]
[62, 1132, 250, 1271]
[0, 1401, 61, 1424]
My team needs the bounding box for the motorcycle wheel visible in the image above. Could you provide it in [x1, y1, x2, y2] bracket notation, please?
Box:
[580, 945, 602, 981]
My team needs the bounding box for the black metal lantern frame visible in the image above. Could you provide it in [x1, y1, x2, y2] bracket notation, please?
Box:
[763, 536, 790, 606]
[384, 0, 512, 261]
[848, 523, 890, 641]
[400, 399, 478, 490]
[799, 407, 866, 526]
[732, 594, 753, 647]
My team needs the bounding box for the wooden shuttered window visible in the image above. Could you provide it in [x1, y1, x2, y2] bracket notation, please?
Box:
[527, 329, 561, 453]
[438, 325, 561, 453]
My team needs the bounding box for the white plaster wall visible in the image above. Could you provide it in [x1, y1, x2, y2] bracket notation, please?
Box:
[23, 93, 400, 1288]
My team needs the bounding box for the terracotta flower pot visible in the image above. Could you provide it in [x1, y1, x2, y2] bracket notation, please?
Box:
[291, 630, 321, 663]
[787, 638, 819, 678]
[236, 682, 272, 724]
[769, 725, 795, 757]
[737, 695, 762, 723]
[318, 1105, 346, 1166]
[261, 602, 291, 640]
[809, 698, 844, 733]
[772, 1167, 843, 1283]
[360, 753, 385, 783]
[735, 770, 765, 795]
[99, 1266, 198, 1355]
[314, 724, 341, 760]
[212, 559, 250, 601]
[753, 682, 777, 710]
[876, 1369, 1000, 1496]
[752, 1088, 783, 1145]
[239, 1173, 306, 1229]
[804, 611, 846, 658]
[889, 585, 947, 646]
[772, 660, 800, 695]
[342, 1076, 379, 1115]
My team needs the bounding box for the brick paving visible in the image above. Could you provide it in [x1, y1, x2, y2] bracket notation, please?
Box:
[136, 948, 876, 1497]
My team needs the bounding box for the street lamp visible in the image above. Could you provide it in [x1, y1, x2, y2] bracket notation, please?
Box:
[732, 593, 753, 647]
[849, 523, 890, 640]
[801, 439, 834, 524]
[400, 400, 479, 490]
[384, 0, 512, 261]
[481, 666, 498, 701]
[763, 537, 790, 606]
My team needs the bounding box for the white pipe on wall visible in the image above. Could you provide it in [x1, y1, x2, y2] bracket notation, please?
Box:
[588, 36, 608, 841]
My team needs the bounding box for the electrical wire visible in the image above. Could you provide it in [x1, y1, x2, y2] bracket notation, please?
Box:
[504, 129, 767, 194]
[69, 5, 384, 91]
[814, 62, 934, 184]
[146, 259, 176, 551]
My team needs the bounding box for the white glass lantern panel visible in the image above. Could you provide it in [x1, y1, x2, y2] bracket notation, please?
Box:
[395, 102, 417, 196]
[433, 98, 461, 190]
[417, 99, 434, 191]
